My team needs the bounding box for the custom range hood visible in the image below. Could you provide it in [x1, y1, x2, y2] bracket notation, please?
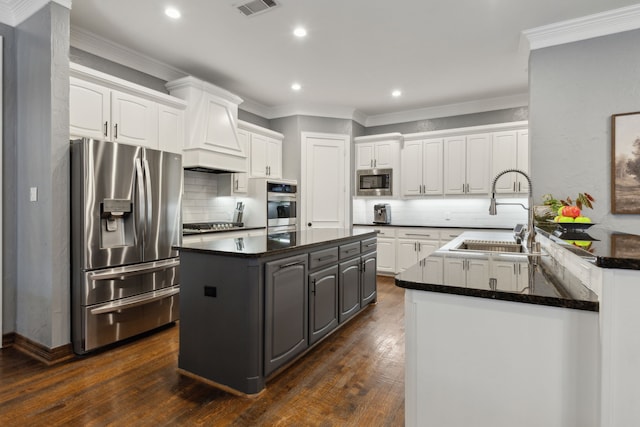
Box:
[166, 76, 247, 173]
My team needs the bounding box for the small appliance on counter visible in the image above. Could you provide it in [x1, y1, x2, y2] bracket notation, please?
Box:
[233, 201, 245, 224]
[373, 203, 391, 224]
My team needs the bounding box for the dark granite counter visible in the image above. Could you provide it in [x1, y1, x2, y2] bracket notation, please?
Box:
[175, 228, 375, 258]
[395, 230, 599, 312]
[536, 223, 640, 270]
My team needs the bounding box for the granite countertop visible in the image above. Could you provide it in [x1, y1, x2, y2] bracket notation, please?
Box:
[535, 223, 640, 270]
[396, 231, 599, 312]
[182, 226, 266, 236]
[175, 228, 375, 258]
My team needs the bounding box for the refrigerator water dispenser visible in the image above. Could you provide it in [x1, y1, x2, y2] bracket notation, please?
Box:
[101, 198, 133, 248]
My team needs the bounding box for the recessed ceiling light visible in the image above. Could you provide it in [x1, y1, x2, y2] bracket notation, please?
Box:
[392, 90, 402, 97]
[165, 7, 181, 19]
[291, 83, 302, 91]
[293, 27, 307, 38]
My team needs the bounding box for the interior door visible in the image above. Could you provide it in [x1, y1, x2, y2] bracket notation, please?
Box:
[302, 133, 349, 229]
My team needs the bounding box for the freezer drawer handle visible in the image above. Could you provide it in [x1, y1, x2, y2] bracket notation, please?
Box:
[90, 286, 179, 315]
[88, 258, 180, 281]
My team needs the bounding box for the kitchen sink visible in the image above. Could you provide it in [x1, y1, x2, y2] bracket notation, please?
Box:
[451, 240, 526, 254]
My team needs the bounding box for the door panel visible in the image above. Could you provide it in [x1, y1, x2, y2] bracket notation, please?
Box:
[142, 147, 183, 261]
[73, 139, 143, 270]
[309, 265, 339, 345]
[303, 134, 348, 229]
[339, 258, 360, 322]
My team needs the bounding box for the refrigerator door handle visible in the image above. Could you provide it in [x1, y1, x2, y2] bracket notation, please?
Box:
[90, 286, 180, 315]
[87, 258, 180, 281]
[135, 158, 146, 242]
[143, 158, 153, 233]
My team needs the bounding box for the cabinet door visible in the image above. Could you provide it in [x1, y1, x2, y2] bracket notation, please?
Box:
[443, 258, 466, 287]
[492, 131, 518, 194]
[491, 260, 518, 291]
[355, 143, 374, 169]
[264, 254, 309, 375]
[443, 136, 466, 194]
[250, 133, 268, 177]
[158, 104, 184, 154]
[376, 237, 396, 273]
[309, 265, 339, 345]
[374, 141, 397, 168]
[360, 252, 377, 306]
[422, 257, 444, 284]
[396, 239, 419, 273]
[466, 259, 490, 289]
[266, 137, 282, 178]
[417, 239, 440, 260]
[423, 139, 443, 195]
[111, 90, 158, 148]
[70, 77, 110, 140]
[465, 133, 491, 194]
[338, 257, 361, 322]
[401, 140, 424, 196]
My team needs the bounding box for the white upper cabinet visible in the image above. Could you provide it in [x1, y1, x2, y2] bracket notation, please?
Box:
[110, 90, 158, 148]
[354, 134, 401, 170]
[69, 63, 186, 153]
[443, 133, 492, 195]
[401, 138, 443, 196]
[239, 120, 284, 179]
[70, 77, 111, 140]
[491, 130, 530, 194]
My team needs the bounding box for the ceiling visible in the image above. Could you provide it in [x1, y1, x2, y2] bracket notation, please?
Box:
[69, 0, 640, 123]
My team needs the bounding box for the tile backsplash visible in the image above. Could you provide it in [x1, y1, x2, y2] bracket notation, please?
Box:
[182, 171, 238, 223]
[353, 197, 528, 228]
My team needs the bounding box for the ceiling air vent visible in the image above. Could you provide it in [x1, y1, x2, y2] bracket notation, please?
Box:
[236, 0, 279, 17]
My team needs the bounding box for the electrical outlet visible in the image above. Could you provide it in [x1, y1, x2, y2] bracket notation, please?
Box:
[30, 187, 38, 202]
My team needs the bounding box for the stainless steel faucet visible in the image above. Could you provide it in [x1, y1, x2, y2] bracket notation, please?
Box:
[489, 169, 539, 253]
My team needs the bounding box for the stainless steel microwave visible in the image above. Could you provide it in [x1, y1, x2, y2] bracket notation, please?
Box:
[356, 168, 392, 196]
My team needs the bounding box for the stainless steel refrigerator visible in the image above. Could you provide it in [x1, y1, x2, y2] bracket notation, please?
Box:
[71, 138, 183, 354]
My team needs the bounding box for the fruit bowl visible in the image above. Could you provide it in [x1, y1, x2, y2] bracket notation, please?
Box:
[547, 221, 594, 231]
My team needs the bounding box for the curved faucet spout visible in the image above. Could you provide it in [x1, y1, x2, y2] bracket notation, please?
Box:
[489, 169, 538, 253]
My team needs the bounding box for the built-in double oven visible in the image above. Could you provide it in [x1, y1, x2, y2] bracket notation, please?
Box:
[267, 181, 297, 232]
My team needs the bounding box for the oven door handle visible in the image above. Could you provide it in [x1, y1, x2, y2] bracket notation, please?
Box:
[88, 259, 180, 281]
[90, 286, 180, 315]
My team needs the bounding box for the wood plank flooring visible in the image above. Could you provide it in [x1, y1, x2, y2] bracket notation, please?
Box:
[0, 276, 404, 426]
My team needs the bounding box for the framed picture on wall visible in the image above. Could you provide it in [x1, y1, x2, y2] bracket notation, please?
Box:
[612, 111, 640, 214]
[611, 233, 640, 259]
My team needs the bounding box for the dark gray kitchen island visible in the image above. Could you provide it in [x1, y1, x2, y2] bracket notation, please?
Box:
[174, 228, 377, 395]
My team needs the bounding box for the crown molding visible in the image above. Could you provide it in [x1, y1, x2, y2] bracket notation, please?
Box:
[364, 93, 529, 128]
[0, 0, 70, 27]
[70, 25, 187, 82]
[523, 4, 640, 51]
[239, 97, 368, 125]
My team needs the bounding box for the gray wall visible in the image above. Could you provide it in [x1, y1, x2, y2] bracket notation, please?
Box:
[14, 3, 70, 347]
[1, 22, 16, 335]
[365, 107, 528, 135]
[238, 109, 270, 128]
[529, 29, 640, 231]
[70, 47, 170, 93]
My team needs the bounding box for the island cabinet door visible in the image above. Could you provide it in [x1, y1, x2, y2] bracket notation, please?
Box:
[361, 252, 377, 306]
[308, 265, 339, 345]
[339, 257, 361, 323]
[264, 254, 309, 376]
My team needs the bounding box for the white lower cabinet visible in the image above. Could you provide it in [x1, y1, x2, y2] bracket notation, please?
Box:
[491, 260, 529, 292]
[396, 228, 440, 273]
[376, 238, 396, 273]
[443, 257, 490, 288]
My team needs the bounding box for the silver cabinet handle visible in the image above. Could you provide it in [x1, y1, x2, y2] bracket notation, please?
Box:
[114, 123, 118, 139]
[513, 182, 516, 192]
[234, 179, 239, 190]
[104, 121, 108, 137]
[90, 286, 179, 315]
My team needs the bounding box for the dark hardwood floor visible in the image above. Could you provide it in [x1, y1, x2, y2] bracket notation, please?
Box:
[0, 276, 404, 426]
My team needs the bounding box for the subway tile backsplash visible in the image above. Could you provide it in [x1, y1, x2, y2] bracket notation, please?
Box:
[353, 197, 528, 228]
[182, 171, 237, 223]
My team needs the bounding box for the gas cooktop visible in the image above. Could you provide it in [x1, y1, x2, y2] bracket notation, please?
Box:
[183, 222, 244, 234]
